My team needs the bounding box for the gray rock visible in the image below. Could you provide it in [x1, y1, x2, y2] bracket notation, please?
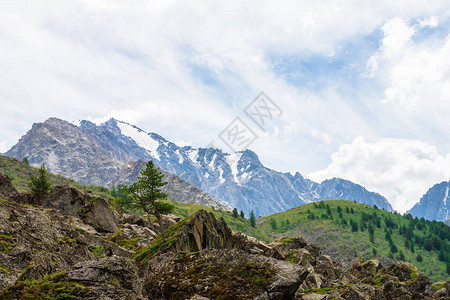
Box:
[407, 180, 450, 222]
[0, 173, 21, 201]
[64, 256, 141, 299]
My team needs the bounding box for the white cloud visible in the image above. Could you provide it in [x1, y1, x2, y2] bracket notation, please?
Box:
[368, 17, 450, 118]
[308, 137, 450, 213]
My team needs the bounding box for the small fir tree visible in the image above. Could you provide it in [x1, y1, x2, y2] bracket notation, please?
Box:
[250, 210, 256, 227]
[232, 208, 239, 218]
[240, 210, 245, 219]
[270, 218, 277, 230]
[119, 160, 174, 242]
[28, 163, 52, 199]
[22, 157, 29, 165]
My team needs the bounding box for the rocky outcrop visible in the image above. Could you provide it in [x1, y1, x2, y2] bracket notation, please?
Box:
[0, 173, 20, 201]
[145, 249, 308, 300]
[63, 256, 141, 299]
[44, 185, 119, 232]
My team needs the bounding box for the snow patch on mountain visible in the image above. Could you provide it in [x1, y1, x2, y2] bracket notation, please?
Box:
[226, 152, 243, 183]
[444, 186, 448, 207]
[116, 121, 160, 160]
[188, 148, 199, 164]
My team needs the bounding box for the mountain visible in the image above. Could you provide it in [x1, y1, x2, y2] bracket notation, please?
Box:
[5, 117, 393, 216]
[1, 149, 228, 211]
[407, 181, 450, 222]
[316, 178, 392, 209]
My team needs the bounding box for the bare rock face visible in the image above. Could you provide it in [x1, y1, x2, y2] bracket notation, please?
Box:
[78, 198, 119, 233]
[170, 209, 249, 253]
[64, 256, 141, 299]
[0, 199, 129, 291]
[0, 173, 20, 201]
[44, 185, 91, 215]
[44, 185, 118, 233]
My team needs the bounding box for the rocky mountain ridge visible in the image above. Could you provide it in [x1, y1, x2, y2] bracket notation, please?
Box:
[5, 117, 393, 216]
[407, 181, 450, 222]
[0, 173, 447, 299]
[3, 122, 228, 211]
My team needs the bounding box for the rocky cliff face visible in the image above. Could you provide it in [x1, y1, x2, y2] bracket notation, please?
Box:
[5, 117, 393, 216]
[5, 118, 227, 211]
[0, 178, 445, 299]
[407, 181, 450, 222]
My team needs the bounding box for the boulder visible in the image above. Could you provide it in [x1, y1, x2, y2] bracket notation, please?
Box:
[45, 186, 118, 233]
[64, 256, 141, 299]
[78, 198, 119, 233]
[0, 173, 21, 201]
[44, 185, 90, 216]
[145, 249, 308, 300]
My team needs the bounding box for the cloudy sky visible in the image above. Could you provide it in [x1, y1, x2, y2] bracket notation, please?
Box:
[2, 1, 450, 212]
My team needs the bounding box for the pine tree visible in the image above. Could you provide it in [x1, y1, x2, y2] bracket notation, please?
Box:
[351, 221, 358, 232]
[240, 210, 245, 219]
[368, 224, 375, 235]
[390, 243, 398, 253]
[250, 210, 256, 227]
[399, 250, 405, 261]
[232, 208, 239, 218]
[270, 218, 277, 230]
[28, 164, 52, 199]
[119, 160, 174, 242]
[111, 186, 118, 198]
[22, 156, 29, 165]
[416, 253, 423, 262]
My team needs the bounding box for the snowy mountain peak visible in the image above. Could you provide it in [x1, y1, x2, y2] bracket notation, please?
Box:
[407, 180, 450, 222]
[115, 121, 161, 160]
[6, 117, 395, 217]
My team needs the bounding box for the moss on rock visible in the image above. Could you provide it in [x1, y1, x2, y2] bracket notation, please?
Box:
[0, 272, 89, 299]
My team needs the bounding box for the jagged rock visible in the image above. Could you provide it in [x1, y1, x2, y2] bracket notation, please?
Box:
[78, 198, 119, 233]
[44, 185, 91, 215]
[44, 185, 119, 233]
[432, 282, 450, 299]
[64, 256, 141, 299]
[340, 283, 375, 299]
[145, 249, 308, 300]
[351, 259, 383, 282]
[164, 209, 252, 253]
[266, 237, 308, 260]
[0, 173, 21, 201]
[0, 198, 130, 291]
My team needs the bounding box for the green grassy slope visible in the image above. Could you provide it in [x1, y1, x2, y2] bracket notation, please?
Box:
[258, 200, 449, 282]
[0, 155, 113, 199]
